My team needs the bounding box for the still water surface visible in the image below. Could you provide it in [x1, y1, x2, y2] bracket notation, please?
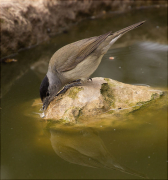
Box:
[1, 7, 167, 179]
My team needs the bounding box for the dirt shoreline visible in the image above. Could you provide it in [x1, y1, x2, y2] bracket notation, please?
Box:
[0, 0, 167, 60]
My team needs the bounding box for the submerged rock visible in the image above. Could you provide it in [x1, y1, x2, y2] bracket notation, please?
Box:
[43, 77, 163, 122]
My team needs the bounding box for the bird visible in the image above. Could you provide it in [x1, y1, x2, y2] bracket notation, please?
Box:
[40, 21, 145, 110]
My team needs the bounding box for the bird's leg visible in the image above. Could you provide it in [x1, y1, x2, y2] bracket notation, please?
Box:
[71, 79, 81, 83]
[42, 80, 82, 110]
[42, 78, 90, 110]
[56, 80, 82, 97]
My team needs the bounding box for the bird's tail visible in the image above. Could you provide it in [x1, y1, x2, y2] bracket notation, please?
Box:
[100, 20, 145, 52]
[111, 20, 145, 37]
[104, 157, 149, 179]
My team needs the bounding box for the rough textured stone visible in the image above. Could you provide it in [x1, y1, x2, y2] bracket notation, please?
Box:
[43, 77, 163, 122]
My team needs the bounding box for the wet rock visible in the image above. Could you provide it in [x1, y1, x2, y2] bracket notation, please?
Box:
[43, 77, 163, 122]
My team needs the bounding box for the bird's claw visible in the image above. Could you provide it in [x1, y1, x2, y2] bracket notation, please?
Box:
[88, 78, 92, 81]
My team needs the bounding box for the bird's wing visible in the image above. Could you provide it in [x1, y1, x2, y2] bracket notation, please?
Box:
[50, 21, 145, 73]
[56, 31, 112, 72]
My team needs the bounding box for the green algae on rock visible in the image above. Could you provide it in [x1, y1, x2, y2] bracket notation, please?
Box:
[41, 77, 163, 122]
[68, 87, 83, 99]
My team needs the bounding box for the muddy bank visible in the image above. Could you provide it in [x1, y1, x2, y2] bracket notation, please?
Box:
[0, 0, 167, 59]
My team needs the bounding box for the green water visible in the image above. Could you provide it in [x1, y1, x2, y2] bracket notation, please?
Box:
[1, 7, 167, 179]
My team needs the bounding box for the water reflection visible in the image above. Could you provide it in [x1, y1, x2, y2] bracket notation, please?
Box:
[50, 126, 148, 179]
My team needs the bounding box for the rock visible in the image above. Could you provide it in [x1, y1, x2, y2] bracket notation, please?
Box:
[43, 77, 163, 122]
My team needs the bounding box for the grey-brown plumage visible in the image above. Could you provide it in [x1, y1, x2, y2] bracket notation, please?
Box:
[40, 21, 145, 110]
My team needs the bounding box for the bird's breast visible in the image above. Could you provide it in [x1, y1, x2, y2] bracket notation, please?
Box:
[62, 55, 103, 81]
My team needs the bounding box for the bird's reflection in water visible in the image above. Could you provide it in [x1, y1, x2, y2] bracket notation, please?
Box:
[50, 126, 148, 179]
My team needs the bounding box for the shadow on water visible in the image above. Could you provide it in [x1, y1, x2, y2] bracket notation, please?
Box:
[49, 126, 148, 179]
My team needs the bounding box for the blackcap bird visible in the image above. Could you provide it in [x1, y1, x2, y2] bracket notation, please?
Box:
[40, 21, 145, 110]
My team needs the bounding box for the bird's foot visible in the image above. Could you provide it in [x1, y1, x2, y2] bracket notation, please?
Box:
[56, 81, 82, 97]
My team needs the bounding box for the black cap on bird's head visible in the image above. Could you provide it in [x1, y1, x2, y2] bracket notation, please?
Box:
[40, 73, 63, 110]
[40, 75, 49, 102]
